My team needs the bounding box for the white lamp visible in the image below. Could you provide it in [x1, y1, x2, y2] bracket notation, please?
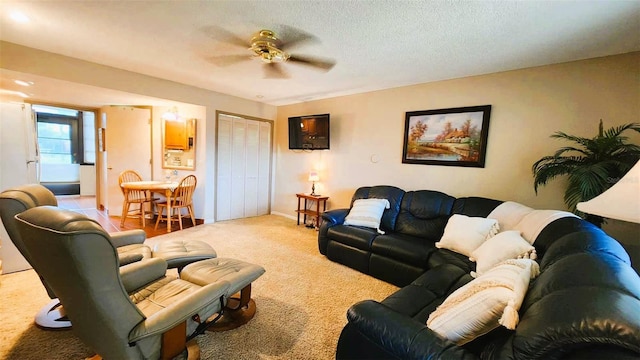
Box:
[576, 160, 640, 223]
[308, 171, 320, 196]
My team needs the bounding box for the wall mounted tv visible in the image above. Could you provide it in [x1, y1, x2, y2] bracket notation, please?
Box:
[288, 113, 330, 150]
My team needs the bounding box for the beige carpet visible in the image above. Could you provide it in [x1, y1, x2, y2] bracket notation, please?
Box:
[0, 215, 398, 359]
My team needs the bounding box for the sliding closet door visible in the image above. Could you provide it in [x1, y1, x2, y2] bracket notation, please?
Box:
[244, 120, 259, 217]
[230, 119, 247, 219]
[216, 114, 272, 221]
[216, 117, 233, 221]
[257, 121, 271, 215]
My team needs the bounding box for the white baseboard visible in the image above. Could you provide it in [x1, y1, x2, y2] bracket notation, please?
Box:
[271, 211, 296, 221]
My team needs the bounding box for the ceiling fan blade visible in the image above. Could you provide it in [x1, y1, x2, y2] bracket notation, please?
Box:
[264, 62, 289, 79]
[206, 54, 253, 67]
[278, 25, 318, 50]
[201, 25, 249, 48]
[288, 54, 336, 71]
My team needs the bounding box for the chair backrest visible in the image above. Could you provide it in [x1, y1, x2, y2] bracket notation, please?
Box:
[15, 206, 146, 359]
[0, 184, 58, 297]
[118, 170, 146, 201]
[172, 175, 197, 206]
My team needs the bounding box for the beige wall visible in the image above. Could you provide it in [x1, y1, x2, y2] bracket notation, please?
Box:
[274, 52, 640, 244]
[1, 41, 638, 246]
[0, 41, 277, 223]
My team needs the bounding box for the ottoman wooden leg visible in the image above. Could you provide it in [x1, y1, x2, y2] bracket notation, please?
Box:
[208, 284, 257, 332]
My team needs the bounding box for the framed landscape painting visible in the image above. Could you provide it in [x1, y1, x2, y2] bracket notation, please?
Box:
[402, 105, 492, 167]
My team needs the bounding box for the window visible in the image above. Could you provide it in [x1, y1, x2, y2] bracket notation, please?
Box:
[83, 112, 96, 164]
[37, 121, 73, 164]
[33, 105, 96, 165]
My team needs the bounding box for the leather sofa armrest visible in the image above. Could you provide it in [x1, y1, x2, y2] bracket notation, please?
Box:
[318, 208, 350, 255]
[321, 208, 349, 225]
[120, 258, 168, 292]
[345, 300, 478, 360]
[110, 229, 147, 248]
[128, 280, 231, 342]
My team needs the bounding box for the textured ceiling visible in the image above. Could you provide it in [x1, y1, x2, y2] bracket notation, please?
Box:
[1, 0, 639, 107]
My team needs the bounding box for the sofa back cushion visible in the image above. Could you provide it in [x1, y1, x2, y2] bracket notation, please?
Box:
[351, 186, 405, 232]
[491, 222, 640, 359]
[452, 196, 503, 217]
[532, 216, 629, 262]
[395, 190, 455, 241]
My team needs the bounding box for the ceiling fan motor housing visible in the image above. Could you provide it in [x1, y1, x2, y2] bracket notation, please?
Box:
[251, 29, 289, 63]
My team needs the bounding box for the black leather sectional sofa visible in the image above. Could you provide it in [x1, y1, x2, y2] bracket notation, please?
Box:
[318, 185, 640, 359]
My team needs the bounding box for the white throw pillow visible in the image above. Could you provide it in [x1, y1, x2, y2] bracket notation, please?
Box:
[344, 198, 390, 234]
[514, 210, 579, 244]
[469, 230, 536, 277]
[427, 258, 539, 345]
[435, 214, 500, 257]
[487, 201, 534, 231]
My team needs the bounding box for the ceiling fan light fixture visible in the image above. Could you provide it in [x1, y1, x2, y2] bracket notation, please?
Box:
[208, 27, 334, 78]
[251, 29, 290, 64]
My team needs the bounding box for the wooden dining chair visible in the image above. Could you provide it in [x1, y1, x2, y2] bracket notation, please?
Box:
[118, 170, 156, 227]
[155, 175, 197, 231]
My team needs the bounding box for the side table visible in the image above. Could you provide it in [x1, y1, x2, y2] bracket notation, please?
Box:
[296, 193, 329, 229]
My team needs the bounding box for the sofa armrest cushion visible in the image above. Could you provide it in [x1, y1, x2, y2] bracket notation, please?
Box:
[321, 208, 349, 225]
[319, 208, 350, 255]
[346, 300, 478, 360]
[119, 253, 145, 266]
[120, 257, 168, 292]
[110, 229, 147, 248]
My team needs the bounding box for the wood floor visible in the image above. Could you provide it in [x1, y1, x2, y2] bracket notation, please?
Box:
[56, 195, 198, 239]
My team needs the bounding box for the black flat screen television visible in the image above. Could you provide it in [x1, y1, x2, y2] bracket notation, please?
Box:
[288, 113, 330, 150]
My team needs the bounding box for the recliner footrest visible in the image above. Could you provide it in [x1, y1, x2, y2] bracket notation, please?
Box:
[152, 239, 217, 271]
[180, 258, 265, 331]
[180, 258, 265, 296]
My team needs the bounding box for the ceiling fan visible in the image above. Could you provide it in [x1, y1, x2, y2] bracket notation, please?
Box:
[205, 26, 336, 79]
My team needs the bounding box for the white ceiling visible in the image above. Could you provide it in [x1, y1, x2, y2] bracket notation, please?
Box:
[1, 0, 639, 107]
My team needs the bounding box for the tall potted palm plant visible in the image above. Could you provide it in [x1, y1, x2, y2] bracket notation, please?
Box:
[532, 120, 640, 227]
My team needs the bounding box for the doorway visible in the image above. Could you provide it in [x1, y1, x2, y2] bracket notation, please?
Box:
[216, 112, 273, 221]
[32, 104, 97, 196]
[100, 106, 152, 216]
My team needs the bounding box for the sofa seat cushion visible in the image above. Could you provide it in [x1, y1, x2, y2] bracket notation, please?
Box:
[382, 264, 472, 322]
[426, 259, 539, 345]
[371, 233, 438, 268]
[327, 224, 378, 251]
[427, 248, 475, 273]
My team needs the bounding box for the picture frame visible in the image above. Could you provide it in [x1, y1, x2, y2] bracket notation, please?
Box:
[402, 105, 492, 167]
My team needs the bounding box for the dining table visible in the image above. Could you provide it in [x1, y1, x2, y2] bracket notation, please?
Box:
[120, 180, 179, 233]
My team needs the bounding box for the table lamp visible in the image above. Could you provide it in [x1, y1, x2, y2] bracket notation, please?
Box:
[309, 171, 320, 196]
[576, 160, 640, 223]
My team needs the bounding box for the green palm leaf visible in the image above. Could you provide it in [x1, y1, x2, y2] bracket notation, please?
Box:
[532, 120, 640, 226]
[602, 123, 640, 138]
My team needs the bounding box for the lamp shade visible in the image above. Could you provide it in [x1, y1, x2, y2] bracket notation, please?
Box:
[576, 160, 640, 223]
[308, 171, 320, 182]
